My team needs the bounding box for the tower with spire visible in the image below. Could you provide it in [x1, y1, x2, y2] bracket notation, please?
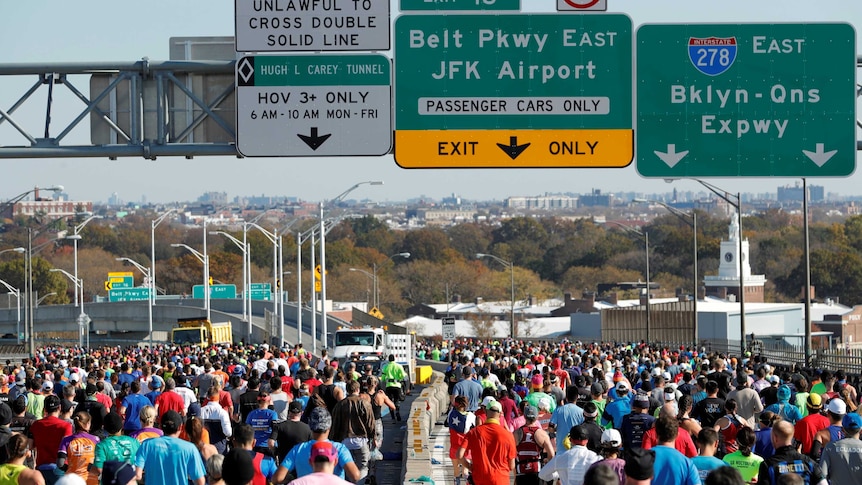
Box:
[703, 214, 766, 303]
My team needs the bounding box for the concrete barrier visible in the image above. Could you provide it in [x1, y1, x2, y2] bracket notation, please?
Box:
[402, 370, 448, 483]
[415, 365, 434, 384]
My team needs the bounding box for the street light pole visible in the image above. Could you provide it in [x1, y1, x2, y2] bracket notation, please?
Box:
[638, 200, 699, 348]
[604, 223, 651, 342]
[371, 252, 411, 312]
[696, 180, 746, 353]
[116, 257, 152, 347]
[151, 208, 176, 345]
[68, 214, 101, 308]
[49, 268, 84, 347]
[171, 243, 210, 321]
[476, 253, 516, 339]
[0, 279, 21, 345]
[210, 231, 248, 323]
[247, 223, 280, 346]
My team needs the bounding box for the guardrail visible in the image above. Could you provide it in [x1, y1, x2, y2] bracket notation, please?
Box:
[402, 370, 448, 483]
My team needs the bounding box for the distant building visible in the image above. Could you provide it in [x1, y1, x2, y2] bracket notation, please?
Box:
[505, 195, 577, 210]
[579, 189, 613, 207]
[5, 189, 93, 221]
[777, 183, 824, 203]
[703, 215, 766, 303]
[198, 191, 228, 205]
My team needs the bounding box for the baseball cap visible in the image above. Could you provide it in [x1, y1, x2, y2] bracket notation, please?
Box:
[44, 395, 61, 412]
[288, 401, 303, 415]
[86, 383, 97, 395]
[625, 448, 655, 480]
[309, 441, 339, 463]
[69, 373, 80, 383]
[769, 375, 780, 384]
[524, 405, 538, 419]
[807, 393, 823, 409]
[601, 428, 622, 447]
[843, 413, 862, 432]
[481, 396, 497, 408]
[161, 410, 183, 430]
[633, 392, 650, 409]
[651, 368, 662, 377]
[41, 381, 53, 392]
[0, 403, 12, 426]
[149, 376, 163, 390]
[309, 407, 332, 432]
[487, 400, 503, 413]
[590, 382, 604, 396]
[828, 398, 847, 415]
[101, 461, 136, 485]
[187, 402, 202, 417]
[615, 381, 630, 394]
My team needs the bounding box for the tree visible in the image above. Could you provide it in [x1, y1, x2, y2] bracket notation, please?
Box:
[447, 223, 492, 260]
[402, 228, 450, 263]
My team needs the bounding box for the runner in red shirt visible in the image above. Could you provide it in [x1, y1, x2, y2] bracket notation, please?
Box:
[30, 395, 72, 481]
[154, 378, 186, 424]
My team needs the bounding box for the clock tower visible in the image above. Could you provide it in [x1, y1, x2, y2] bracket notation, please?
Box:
[704, 213, 766, 303]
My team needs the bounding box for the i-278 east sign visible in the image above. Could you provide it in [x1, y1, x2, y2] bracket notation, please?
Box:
[394, 14, 633, 169]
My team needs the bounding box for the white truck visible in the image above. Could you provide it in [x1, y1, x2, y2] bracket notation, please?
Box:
[332, 327, 415, 382]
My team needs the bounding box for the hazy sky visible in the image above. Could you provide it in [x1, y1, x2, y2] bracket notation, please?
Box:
[1, 0, 860, 204]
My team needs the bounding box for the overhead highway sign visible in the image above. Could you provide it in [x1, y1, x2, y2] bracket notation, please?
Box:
[394, 14, 633, 168]
[637, 23, 856, 178]
[236, 54, 392, 157]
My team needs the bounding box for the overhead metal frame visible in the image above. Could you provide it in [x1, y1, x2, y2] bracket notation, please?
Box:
[0, 57, 860, 159]
[0, 59, 237, 159]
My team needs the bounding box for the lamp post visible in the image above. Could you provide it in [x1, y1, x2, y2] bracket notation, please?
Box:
[695, 179, 746, 353]
[35, 292, 57, 307]
[171, 243, 210, 322]
[349, 268, 374, 307]
[372, 252, 411, 310]
[26, 229, 64, 356]
[0, 279, 21, 345]
[247, 223, 280, 346]
[0, 185, 64, 227]
[476, 253, 516, 339]
[210, 231, 249, 324]
[318, 181, 383, 351]
[49, 268, 86, 347]
[605, 223, 651, 343]
[115, 257, 153, 347]
[637, 199, 698, 348]
[67, 214, 102, 307]
[151, 208, 176, 335]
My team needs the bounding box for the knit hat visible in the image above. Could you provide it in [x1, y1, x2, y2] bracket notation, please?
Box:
[777, 385, 791, 402]
[807, 393, 823, 409]
[625, 448, 655, 480]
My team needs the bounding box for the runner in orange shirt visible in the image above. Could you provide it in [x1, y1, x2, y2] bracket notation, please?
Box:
[57, 412, 101, 485]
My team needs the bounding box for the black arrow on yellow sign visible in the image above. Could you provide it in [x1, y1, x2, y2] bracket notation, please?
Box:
[497, 136, 530, 160]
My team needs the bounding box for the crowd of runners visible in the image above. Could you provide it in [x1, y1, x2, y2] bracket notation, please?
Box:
[0, 342, 410, 485]
[421, 338, 862, 485]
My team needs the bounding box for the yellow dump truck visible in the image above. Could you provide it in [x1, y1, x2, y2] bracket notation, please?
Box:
[170, 318, 233, 347]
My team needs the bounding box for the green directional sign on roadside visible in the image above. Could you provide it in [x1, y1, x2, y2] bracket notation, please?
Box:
[400, 0, 520, 11]
[193, 284, 237, 300]
[250, 290, 272, 301]
[637, 23, 856, 178]
[108, 288, 149, 302]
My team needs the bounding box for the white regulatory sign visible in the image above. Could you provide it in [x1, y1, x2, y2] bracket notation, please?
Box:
[442, 317, 456, 340]
[234, 0, 391, 52]
[557, 0, 608, 10]
[236, 54, 392, 157]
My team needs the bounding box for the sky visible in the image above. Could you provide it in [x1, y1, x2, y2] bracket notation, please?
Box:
[1, 0, 861, 204]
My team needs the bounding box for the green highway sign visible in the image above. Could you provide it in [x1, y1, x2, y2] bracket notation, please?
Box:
[637, 23, 856, 178]
[192, 284, 237, 300]
[394, 14, 633, 168]
[108, 288, 149, 302]
[250, 290, 272, 301]
[236, 54, 392, 157]
[250, 283, 271, 291]
[400, 0, 520, 11]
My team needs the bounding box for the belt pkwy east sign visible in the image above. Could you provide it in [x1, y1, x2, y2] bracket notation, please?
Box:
[394, 14, 633, 168]
[637, 23, 856, 178]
